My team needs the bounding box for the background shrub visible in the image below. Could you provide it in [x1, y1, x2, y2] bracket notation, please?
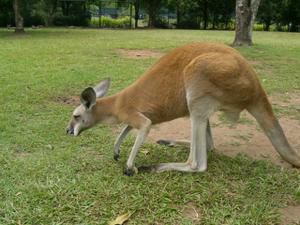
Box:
[89, 16, 131, 28]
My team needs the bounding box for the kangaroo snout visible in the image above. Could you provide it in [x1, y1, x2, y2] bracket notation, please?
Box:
[66, 124, 82, 136]
[66, 126, 74, 135]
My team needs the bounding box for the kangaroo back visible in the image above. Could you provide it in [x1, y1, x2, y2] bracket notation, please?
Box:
[116, 43, 241, 124]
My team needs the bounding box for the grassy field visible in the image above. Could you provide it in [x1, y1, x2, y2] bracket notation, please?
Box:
[0, 28, 300, 225]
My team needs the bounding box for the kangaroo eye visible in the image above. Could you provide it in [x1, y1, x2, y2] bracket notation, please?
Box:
[73, 115, 80, 119]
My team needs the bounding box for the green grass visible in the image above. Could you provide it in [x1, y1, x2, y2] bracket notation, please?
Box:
[0, 28, 300, 224]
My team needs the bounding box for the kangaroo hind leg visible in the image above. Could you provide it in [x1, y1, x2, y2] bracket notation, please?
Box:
[148, 117, 208, 173]
[157, 119, 214, 151]
[144, 97, 218, 173]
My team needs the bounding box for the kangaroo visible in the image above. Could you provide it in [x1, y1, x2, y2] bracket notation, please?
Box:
[66, 43, 300, 176]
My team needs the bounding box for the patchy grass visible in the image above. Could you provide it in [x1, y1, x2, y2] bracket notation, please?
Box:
[0, 28, 299, 224]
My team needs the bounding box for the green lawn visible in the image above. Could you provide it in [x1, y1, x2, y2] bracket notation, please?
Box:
[0, 28, 299, 224]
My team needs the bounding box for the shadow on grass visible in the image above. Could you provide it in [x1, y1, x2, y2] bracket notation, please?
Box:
[0, 28, 92, 39]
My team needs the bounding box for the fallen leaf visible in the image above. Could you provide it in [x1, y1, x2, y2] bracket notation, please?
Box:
[15, 192, 22, 196]
[140, 150, 150, 155]
[109, 212, 132, 225]
[46, 144, 54, 150]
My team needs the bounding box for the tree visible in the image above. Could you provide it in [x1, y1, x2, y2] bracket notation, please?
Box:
[169, 0, 234, 30]
[143, 0, 163, 27]
[173, 0, 182, 26]
[257, 0, 276, 31]
[13, 0, 24, 33]
[282, 0, 300, 32]
[134, 0, 140, 28]
[201, 0, 208, 29]
[0, 0, 13, 26]
[33, 0, 58, 26]
[209, 0, 235, 29]
[232, 0, 261, 46]
[169, 0, 201, 29]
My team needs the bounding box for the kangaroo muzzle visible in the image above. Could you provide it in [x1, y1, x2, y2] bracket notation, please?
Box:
[66, 126, 74, 135]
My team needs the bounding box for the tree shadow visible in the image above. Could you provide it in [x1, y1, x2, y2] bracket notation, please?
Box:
[0, 28, 90, 39]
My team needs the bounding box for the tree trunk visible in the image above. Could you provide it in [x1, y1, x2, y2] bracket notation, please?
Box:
[264, 21, 270, 31]
[176, 2, 181, 27]
[13, 0, 24, 33]
[148, 4, 156, 28]
[146, 0, 162, 28]
[134, 0, 140, 28]
[48, 0, 58, 27]
[62, 2, 70, 16]
[48, 15, 54, 27]
[203, 0, 208, 29]
[232, 0, 261, 46]
[212, 13, 217, 29]
[290, 23, 297, 32]
[249, 0, 261, 38]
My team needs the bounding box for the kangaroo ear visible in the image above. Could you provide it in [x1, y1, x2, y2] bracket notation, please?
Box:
[80, 87, 96, 109]
[94, 78, 111, 98]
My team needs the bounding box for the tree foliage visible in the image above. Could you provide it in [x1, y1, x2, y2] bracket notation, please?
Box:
[0, 0, 298, 31]
[166, 0, 235, 29]
[257, 0, 300, 31]
[0, 0, 13, 26]
[32, 0, 58, 26]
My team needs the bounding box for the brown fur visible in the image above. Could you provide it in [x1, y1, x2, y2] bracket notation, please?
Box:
[97, 43, 267, 127]
[70, 42, 300, 169]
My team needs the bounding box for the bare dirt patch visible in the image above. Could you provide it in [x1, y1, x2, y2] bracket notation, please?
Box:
[57, 96, 80, 106]
[249, 60, 263, 66]
[146, 93, 300, 168]
[181, 202, 202, 222]
[15, 152, 30, 158]
[280, 205, 300, 225]
[148, 112, 300, 168]
[270, 91, 300, 109]
[117, 49, 164, 59]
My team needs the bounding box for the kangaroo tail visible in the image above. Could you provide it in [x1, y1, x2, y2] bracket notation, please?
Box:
[247, 94, 300, 167]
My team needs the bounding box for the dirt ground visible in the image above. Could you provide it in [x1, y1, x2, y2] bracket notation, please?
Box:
[117, 49, 163, 59]
[148, 112, 300, 168]
[279, 205, 300, 225]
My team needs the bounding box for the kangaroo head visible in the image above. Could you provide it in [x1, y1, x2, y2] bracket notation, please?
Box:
[66, 79, 110, 136]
